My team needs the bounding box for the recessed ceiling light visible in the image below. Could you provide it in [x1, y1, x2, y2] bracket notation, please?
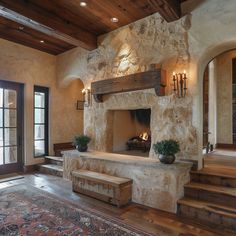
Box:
[40, 40, 44, 43]
[111, 17, 119, 23]
[80, 1, 87, 7]
[18, 26, 24, 30]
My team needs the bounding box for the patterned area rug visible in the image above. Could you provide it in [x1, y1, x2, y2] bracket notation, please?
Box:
[0, 185, 151, 236]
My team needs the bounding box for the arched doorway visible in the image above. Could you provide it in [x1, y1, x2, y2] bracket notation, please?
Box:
[202, 49, 236, 171]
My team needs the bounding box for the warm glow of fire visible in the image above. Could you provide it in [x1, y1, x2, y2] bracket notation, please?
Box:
[139, 132, 149, 141]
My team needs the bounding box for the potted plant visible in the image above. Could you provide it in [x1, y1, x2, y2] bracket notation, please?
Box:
[153, 139, 180, 164]
[73, 134, 91, 152]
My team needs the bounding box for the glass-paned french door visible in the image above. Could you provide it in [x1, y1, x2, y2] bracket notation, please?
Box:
[0, 80, 23, 174]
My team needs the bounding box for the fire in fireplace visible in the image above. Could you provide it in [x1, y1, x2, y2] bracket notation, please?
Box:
[126, 132, 151, 152]
[111, 108, 151, 157]
[139, 132, 149, 141]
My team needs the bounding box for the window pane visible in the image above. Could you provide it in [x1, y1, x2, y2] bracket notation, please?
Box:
[34, 125, 44, 139]
[4, 109, 17, 127]
[35, 92, 45, 108]
[4, 89, 17, 108]
[34, 140, 45, 156]
[4, 128, 17, 146]
[0, 147, 3, 165]
[34, 108, 44, 124]
[0, 128, 3, 146]
[0, 109, 2, 127]
[5, 146, 17, 164]
[0, 89, 3, 107]
[34, 86, 48, 158]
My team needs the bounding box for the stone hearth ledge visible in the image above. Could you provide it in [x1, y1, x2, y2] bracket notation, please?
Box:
[62, 150, 192, 213]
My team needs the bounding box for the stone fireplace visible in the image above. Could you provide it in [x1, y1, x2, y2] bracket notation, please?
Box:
[85, 87, 198, 160]
[109, 109, 151, 157]
[64, 72, 197, 213]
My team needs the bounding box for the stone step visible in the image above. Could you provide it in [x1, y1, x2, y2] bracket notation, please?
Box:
[45, 156, 63, 162]
[45, 156, 63, 166]
[38, 164, 63, 177]
[191, 169, 236, 188]
[184, 182, 236, 208]
[178, 197, 236, 232]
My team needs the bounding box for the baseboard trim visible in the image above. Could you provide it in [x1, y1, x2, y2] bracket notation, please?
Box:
[215, 143, 236, 149]
[23, 164, 37, 173]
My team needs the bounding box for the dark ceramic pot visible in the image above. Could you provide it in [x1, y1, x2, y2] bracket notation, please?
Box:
[158, 154, 175, 164]
[77, 145, 88, 152]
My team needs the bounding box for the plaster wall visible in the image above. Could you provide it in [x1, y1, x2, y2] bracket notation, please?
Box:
[207, 51, 236, 145]
[208, 60, 217, 145]
[112, 110, 135, 152]
[0, 39, 84, 165]
[216, 51, 236, 144]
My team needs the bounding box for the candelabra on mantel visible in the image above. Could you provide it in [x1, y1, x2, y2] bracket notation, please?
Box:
[172, 71, 187, 98]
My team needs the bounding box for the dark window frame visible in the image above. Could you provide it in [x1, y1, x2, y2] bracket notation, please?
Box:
[33, 85, 49, 157]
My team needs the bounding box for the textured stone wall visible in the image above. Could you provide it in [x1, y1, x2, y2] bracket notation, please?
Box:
[58, 13, 191, 85]
[63, 150, 192, 213]
[57, 0, 236, 164]
[58, 13, 197, 159]
[85, 90, 197, 159]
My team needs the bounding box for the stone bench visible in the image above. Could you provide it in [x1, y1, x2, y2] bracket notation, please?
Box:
[72, 169, 133, 207]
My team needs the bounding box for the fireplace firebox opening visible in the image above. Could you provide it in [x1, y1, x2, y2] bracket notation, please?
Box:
[112, 108, 151, 157]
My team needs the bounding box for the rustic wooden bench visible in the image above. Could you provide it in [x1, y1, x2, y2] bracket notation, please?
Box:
[72, 169, 133, 207]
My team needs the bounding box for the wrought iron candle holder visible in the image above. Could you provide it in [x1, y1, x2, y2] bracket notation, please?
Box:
[77, 88, 91, 110]
[172, 71, 187, 98]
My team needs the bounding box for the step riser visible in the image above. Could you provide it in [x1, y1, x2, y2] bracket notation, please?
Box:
[185, 187, 236, 208]
[191, 173, 236, 188]
[45, 159, 63, 166]
[178, 204, 236, 231]
[38, 166, 63, 177]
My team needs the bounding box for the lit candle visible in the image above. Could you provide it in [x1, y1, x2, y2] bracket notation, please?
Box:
[173, 72, 176, 92]
[183, 70, 187, 96]
[180, 73, 183, 97]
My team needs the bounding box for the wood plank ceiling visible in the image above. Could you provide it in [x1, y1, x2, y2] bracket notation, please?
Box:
[0, 0, 186, 55]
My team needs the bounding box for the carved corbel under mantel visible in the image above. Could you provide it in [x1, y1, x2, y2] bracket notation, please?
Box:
[91, 67, 166, 103]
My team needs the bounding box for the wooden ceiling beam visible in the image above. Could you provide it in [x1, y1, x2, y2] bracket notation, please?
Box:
[148, 0, 181, 22]
[0, 1, 97, 50]
[0, 16, 74, 55]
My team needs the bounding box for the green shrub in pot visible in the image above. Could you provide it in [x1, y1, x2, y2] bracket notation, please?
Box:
[153, 139, 180, 164]
[73, 134, 91, 152]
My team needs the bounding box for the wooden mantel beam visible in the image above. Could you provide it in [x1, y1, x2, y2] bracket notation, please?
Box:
[91, 69, 166, 103]
[0, 1, 97, 50]
[148, 0, 181, 22]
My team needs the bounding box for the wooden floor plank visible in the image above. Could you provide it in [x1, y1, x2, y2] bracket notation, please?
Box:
[0, 172, 225, 236]
[185, 182, 236, 196]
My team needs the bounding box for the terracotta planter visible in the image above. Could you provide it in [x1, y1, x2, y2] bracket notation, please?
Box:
[77, 145, 88, 152]
[158, 154, 175, 164]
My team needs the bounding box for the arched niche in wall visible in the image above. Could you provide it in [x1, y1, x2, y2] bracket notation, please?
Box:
[52, 77, 85, 140]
